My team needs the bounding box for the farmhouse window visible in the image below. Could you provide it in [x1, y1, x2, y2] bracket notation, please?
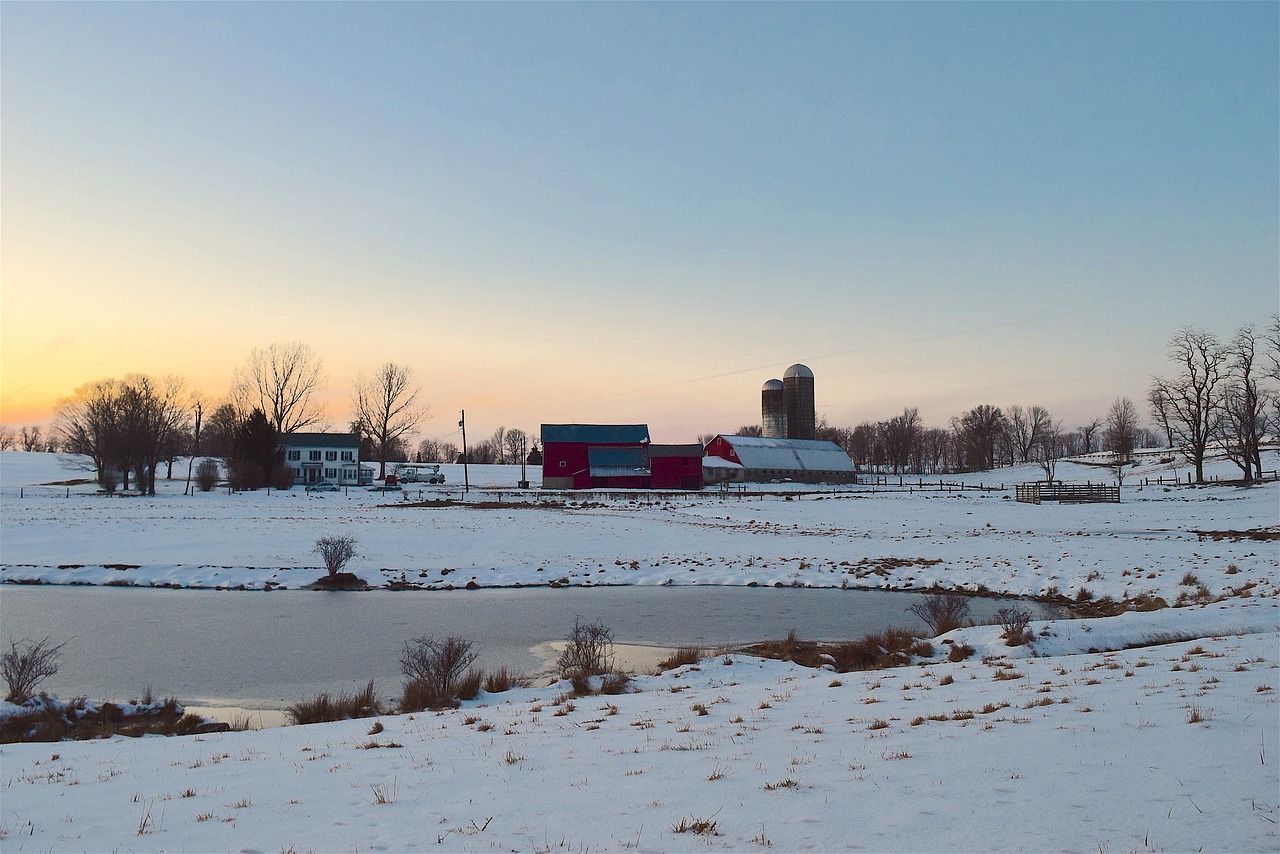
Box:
[310, 451, 322, 461]
[287, 450, 300, 461]
[341, 451, 353, 461]
[325, 451, 338, 461]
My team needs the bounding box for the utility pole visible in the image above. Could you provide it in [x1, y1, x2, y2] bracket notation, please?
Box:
[184, 400, 202, 496]
[459, 410, 470, 493]
[518, 433, 529, 489]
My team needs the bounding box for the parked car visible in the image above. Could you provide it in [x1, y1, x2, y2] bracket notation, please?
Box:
[306, 481, 341, 493]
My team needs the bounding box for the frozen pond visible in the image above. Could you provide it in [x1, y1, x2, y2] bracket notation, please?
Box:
[0, 584, 1061, 708]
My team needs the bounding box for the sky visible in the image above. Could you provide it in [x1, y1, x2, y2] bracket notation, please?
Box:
[2, 2, 1276, 444]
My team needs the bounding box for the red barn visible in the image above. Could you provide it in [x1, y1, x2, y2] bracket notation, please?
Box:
[648, 444, 705, 490]
[541, 424, 650, 489]
[540, 426, 704, 490]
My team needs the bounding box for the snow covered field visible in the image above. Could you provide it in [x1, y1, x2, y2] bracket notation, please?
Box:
[1, 449, 1277, 851]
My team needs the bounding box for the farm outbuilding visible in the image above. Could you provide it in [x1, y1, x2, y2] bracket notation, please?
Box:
[704, 434, 856, 484]
[540, 425, 705, 490]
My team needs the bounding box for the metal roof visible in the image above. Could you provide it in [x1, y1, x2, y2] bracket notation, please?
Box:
[647, 444, 704, 458]
[279, 433, 361, 449]
[783, 363, 814, 379]
[715, 435, 854, 473]
[541, 424, 650, 445]
[589, 447, 649, 468]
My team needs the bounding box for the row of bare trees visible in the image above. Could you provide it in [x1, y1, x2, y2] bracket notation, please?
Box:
[707, 319, 1277, 482]
[41, 342, 435, 488]
[1149, 323, 1278, 483]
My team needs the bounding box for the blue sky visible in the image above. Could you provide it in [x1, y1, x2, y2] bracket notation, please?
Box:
[2, 2, 1276, 442]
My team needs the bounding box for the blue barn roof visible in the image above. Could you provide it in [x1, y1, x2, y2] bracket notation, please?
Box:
[541, 424, 650, 445]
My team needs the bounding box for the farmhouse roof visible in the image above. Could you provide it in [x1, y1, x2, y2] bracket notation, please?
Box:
[541, 424, 650, 445]
[279, 432, 361, 449]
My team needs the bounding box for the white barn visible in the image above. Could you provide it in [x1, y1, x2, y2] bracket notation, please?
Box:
[703, 435, 856, 484]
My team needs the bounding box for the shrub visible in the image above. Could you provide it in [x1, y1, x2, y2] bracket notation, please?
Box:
[400, 636, 478, 711]
[100, 469, 118, 493]
[286, 681, 380, 725]
[315, 535, 358, 576]
[454, 669, 484, 702]
[482, 667, 527, 694]
[656, 646, 703, 673]
[195, 459, 220, 492]
[271, 464, 296, 491]
[2, 637, 66, 703]
[947, 642, 975, 662]
[994, 606, 1034, 646]
[829, 628, 922, 671]
[598, 672, 631, 695]
[907, 593, 970, 636]
[556, 618, 615, 678]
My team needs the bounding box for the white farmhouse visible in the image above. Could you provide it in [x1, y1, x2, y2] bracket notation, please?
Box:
[279, 433, 371, 486]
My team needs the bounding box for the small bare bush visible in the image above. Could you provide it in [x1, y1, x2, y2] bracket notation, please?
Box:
[286, 681, 380, 725]
[947, 642, 975, 662]
[556, 617, 615, 677]
[994, 606, 1033, 646]
[315, 535, 358, 576]
[907, 593, 970, 636]
[482, 667, 527, 693]
[656, 646, 703, 673]
[400, 636, 478, 711]
[2, 637, 66, 703]
[195, 459, 220, 492]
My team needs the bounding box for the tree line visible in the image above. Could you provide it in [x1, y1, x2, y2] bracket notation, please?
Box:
[699, 319, 1279, 484]
[7, 319, 1277, 488]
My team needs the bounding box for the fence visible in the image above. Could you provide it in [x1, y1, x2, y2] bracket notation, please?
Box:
[1141, 470, 1279, 487]
[1015, 482, 1120, 505]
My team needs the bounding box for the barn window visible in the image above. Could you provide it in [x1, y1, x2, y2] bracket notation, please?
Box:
[559, 461, 566, 468]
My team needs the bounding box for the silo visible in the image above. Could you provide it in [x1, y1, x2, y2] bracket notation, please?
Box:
[761, 379, 786, 438]
[783, 363, 815, 440]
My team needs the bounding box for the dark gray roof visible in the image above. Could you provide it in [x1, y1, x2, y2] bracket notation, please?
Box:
[541, 424, 650, 444]
[589, 447, 649, 468]
[647, 444, 704, 458]
[279, 432, 361, 449]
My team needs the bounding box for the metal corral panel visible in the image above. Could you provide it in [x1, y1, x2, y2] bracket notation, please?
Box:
[716, 435, 854, 473]
[541, 424, 650, 444]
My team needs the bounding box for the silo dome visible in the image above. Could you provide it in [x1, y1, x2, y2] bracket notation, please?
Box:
[783, 363, 814, 380]
[762, 379, 784, 391]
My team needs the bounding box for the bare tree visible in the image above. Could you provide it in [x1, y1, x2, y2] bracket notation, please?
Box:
[1006, 405, 1052, 464]
[1077, 419, 1102, 455]
[734, 424, 764, 437]
[1149, 328, 1226, 483]
[2, 637, 66, 703]
[881, 408, 921, 474]
[1105, 397, 1140, 486]
[556, 617, 616, 677]
[1036, 419, 1066, 482]
[503, 428, 528, 465]
[489, 426, 508, 464]
[315, 534, 358, 576]
[231, 342, 327, 434]
[19, 426, 42, 452]
[695, 432, 717, 447]
[1218, 324, 1273, 482]
[351, 363, 427, 479]
[907, 593, 970, 636]
[952, 405, 1006, 472]
[0, 425, 15, 451]
[400, 636, 478, 710]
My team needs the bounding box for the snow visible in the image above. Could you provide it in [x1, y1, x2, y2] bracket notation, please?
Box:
[0, 449, 1277, 851]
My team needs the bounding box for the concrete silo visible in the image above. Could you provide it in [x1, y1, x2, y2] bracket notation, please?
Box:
[761, 379, 786, 438]
[783, 363, 815, 440]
